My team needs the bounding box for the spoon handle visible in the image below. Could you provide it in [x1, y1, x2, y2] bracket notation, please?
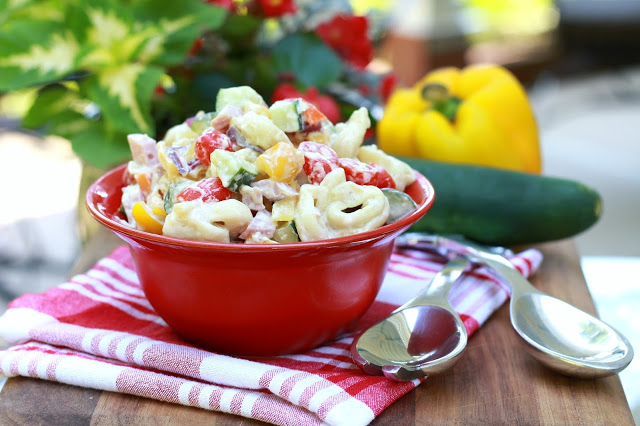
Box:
[397, 233, 534, 295]
[401, 257, 470, 309]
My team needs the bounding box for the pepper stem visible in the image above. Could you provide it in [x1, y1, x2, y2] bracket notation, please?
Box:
[421, 83, 462, 122]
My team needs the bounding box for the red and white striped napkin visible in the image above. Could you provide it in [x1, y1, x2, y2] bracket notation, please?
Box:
[0, 243, 542, 426]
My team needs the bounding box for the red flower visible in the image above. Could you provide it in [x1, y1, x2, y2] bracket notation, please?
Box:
[380, 73, 397, 102]
[271, 84, 341, 124]
[188, 37, 204, 56]
[258, 0, 297, 17]
[271, 83, 300, 100]
[315, 14, 374, 69]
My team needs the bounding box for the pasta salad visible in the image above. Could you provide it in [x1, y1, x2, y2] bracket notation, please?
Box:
[120, 86, 418, 243]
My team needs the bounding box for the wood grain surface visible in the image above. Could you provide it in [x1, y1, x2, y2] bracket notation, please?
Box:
[0, 230, 634, 425]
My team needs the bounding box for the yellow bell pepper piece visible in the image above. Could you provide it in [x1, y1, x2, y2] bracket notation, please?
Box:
[377, 64, 541, 173]
[255, 142, 304, 182]
[132, 201, 165, 234]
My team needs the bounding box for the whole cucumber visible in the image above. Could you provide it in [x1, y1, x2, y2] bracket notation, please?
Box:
[400, 156, 602, 246]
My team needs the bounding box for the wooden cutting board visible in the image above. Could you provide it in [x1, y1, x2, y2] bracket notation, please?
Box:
[0, 231, 634, 425]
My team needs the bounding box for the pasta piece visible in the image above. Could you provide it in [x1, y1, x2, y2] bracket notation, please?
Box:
[330, 107, 370, 158]
[357, 145, 416, 191]
[294, 168, 389, 241]
[163, 199, 253, 243]
[295, 187, 330, 241]
[324, 181, 389, 236]
[121, 184, 144, 226]
[294, 169, 345, 241]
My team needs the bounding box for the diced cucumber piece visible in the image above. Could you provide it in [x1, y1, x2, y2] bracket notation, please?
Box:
[189, 112, 216, 134]
[273, 221, 299, 243]
[381, 188, 418, 224]
[215, 86, 266, 112]
[164, 179, 191, 214]
[211, 149, 259, 192]
[269, 99, 302, 132]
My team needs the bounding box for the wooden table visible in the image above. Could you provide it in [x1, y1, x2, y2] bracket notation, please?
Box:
[0, 229, 635, 425]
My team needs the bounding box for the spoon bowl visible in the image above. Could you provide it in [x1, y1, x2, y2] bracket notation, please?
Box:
[511, 290, 634, 378]
[477, 252, 634, 378]
[351, 257, 469, 381]
[397, 233, 634, 378]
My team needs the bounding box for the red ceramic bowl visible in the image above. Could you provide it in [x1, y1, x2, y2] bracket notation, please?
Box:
[86, 165, 435, 356]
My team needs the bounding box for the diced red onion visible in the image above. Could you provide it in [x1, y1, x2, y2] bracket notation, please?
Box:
[166, 146, 201, 176]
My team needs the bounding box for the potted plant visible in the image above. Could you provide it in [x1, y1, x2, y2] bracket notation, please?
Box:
[0, 0, 395, 241]
[0, 0, 395, 170]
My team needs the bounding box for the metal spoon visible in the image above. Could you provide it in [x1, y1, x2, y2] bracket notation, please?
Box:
[397, 233, 635, 378]
[351, 256, 470, 381]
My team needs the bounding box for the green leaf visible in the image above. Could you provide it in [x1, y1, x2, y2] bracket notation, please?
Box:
[0, 0, 64, 27]
[252, 56, 279, 98]
[21, 84, 131, 168]
[132, 0, 227, 27]
[0, 20, 80, 90]
[22, 84, 81, 129]
[74, 1, 151, 68]
[219, 14, 261, 41]
[131, 0, 227, 66]
[272, 33, 342, 89]
[191, 72, 236, 112]
[21, 91, 129, 167]
[83, 64, 164, 135]
[70, 122, 132, 168]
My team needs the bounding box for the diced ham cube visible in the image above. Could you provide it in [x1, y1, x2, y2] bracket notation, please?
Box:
[128, 134, 159, 167]
[211, 105, 243, 133]
[250, 179, 298, 201]
[239, 185, 265, 211]
[239, 210, 277, 243]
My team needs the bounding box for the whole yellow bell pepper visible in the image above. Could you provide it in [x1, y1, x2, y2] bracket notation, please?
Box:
[377, 64, 541, 173]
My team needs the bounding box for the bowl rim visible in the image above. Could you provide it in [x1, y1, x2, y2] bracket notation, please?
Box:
[86, 164, 435, 251]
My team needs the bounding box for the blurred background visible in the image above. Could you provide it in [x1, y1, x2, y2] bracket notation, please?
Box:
[1, 0, 639, 421]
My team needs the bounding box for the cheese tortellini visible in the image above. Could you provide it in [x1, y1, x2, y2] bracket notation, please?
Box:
[357, 145, 416, 192]
[295, 169, 389, 241]
[331, 107, 370, 159]
[120, 85, 418, 244]
[163, 199, 253, 243]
